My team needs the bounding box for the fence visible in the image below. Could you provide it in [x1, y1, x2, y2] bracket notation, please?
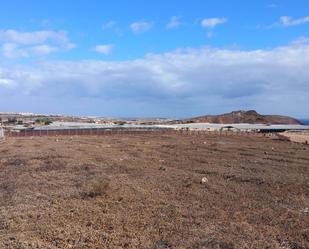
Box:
[6, 128, 171, 137]
[4, 128, 266, 138]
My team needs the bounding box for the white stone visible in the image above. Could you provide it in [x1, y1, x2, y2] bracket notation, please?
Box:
[201, 177, 208, 184]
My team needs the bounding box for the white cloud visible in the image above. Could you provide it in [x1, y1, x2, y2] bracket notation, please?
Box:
[0, 29, 75, 59]
[2, 43, 27, 58]
[167, 16, 182, 29]
[102, 21, 122, 36]
[94, 44, 114, 55]
[201, 17, 227, 28]
[1, 43, 60, 59]
[0, 30, 69, 45]
[31, 45, 58, 56]
[102, 21, 117, 30]
[0, 78, 15, 86]
[291, 37, 309, 45]
[280, 16, 309, 26]
[64, 42, 77, 50]
[1, 41, 309, 117]
[130, 21, 153, 33]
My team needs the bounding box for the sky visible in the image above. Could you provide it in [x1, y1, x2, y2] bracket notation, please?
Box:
[0, 0, 308, 118]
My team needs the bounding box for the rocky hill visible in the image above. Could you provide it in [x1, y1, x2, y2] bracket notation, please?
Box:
[184, 110, 301, 125]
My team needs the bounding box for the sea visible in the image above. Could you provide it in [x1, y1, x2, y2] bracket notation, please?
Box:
[299, 119, 309, 125]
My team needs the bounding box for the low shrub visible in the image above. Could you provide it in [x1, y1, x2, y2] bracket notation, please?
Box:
[84, 176, 110, 197]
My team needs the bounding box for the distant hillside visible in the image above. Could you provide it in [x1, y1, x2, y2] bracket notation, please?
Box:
[183, 110, 301, 125]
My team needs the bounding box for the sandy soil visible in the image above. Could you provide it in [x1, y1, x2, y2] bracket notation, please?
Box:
[0, 133, 308, 249]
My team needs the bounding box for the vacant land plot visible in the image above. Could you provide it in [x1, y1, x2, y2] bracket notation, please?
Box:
[282, 132, 309, 145]
[0, 133, 308, 248]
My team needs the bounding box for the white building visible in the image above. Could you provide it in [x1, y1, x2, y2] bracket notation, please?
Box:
[0, 126, 4, 139]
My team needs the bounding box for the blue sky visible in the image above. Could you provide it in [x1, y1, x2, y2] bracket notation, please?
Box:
[0, 0, 308, 118]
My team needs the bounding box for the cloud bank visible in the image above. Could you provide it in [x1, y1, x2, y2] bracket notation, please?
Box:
[0, 42, 309, 117]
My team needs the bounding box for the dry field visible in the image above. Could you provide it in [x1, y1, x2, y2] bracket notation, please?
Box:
[0, 133, 308, 249]
[281, 132, 309, 145]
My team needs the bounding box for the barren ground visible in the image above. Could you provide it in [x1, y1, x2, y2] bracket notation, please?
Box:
[281, 132, 309, 145]
[0, 133, 308, 249]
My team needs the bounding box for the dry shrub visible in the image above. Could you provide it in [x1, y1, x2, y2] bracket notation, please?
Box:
[153, 240, 172, 249]
[192, 236, 234, 249]
[4, 158, 26, 167]
[39, 158, 66, 171]
[84, 176, 111, 198]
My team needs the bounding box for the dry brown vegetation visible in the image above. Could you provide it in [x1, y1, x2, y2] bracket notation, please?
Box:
[0, 133, 308, 248]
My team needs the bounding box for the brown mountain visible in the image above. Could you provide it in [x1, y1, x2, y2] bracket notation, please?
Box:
[184, 110, 301, 125]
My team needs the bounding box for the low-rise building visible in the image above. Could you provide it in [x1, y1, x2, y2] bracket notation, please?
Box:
[0, 126, 4, 139]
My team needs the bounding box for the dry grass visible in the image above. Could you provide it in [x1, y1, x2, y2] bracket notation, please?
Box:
[0, 133, 308, 248]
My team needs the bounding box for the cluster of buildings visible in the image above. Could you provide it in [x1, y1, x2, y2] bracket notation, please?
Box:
[1, 112, 309, 139]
